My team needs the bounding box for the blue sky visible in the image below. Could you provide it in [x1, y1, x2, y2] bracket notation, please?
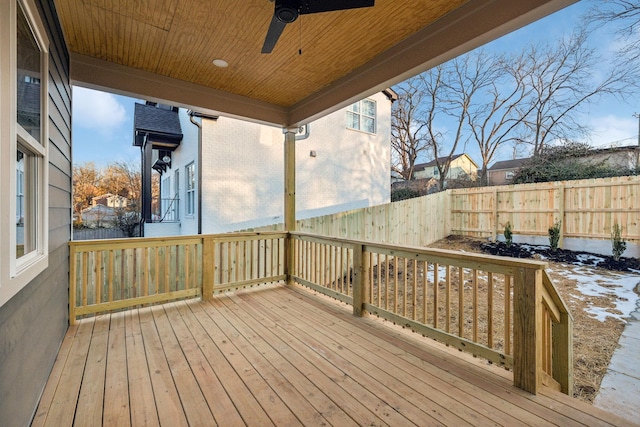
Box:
[72, 1, 640, 168]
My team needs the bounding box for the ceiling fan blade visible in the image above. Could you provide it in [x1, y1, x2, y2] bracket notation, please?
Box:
[300, 0, 374, 15]
[261, 14, 288, 54]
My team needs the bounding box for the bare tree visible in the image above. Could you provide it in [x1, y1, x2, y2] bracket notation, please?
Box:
[421, 52, 497, 190]
[587, 0, 640, 63]
[465, 50, 532, 185]
[391, 77, 431, 180]
[519, 26, 637, 155]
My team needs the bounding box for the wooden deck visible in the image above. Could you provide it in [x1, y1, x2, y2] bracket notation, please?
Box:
[33, 283, 633, 427]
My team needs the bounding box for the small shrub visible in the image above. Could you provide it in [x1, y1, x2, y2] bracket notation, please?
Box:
[548, 220, 561, 252]
[391, 188, 421, 202]
[503, 222, 513, 247]
[611, 223, 627, 262]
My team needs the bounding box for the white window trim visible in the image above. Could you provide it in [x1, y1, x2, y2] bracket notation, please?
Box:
[185, 162, 195, 217]
[0, 0, 50, 307]
[347, 99, 377, 134]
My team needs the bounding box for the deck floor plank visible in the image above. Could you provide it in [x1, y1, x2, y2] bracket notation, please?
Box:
[34, 283, 639, 427]
[214, 293, 361, 427]
[188, 298, 303, 426]
[180, 300, 276, 426]
[150, 305, 216, 426]
[73, 315, 110, 426]
[217, 292, 394, 426]
[31, 323, 79, 427]
[279, 285, 600, 426]
[169, 301, 246, 426]
[103, 311, 131, 427]
[41, 317, 95, 427]
[259, 285, 560, 426]
[124, 309, 160, 427]
[221, 290, 420, 426]
[252, 286, 518, 426]
[137, 308, 189, 427]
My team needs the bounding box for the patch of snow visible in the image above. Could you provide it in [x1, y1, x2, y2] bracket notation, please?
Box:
[553, 265, 640, 322]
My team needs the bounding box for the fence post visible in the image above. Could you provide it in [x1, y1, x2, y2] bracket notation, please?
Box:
[513, 266, 543, 394]
[558, 184, 565, 249]
[202, 237, 214, 300]
[492, 187, 498, 241]
[352, 244, 369, 316]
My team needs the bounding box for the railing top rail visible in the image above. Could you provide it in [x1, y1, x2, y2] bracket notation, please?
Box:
[291, 231, 548, 271]
[70, 230, 287, 250]
[542, 270, 573, 319]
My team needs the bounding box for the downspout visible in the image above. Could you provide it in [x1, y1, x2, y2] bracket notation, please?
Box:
[188, 111, 203, 234]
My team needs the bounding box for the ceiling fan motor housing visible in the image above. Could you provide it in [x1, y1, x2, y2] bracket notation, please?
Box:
[275, 0, 299, 23]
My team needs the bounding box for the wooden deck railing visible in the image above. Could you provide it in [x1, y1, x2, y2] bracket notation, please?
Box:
[69, 232, 286, 324]
[290, 232, 573, 395]
[69, 231, 572, 395]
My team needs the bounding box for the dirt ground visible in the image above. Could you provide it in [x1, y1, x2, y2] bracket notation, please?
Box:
[426, 235, 638, 403]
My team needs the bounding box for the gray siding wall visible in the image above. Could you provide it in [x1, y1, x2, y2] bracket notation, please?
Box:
[0, 1, 71, 425]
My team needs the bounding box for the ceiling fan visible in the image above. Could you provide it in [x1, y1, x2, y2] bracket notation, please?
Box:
[261, 0, 375, 54]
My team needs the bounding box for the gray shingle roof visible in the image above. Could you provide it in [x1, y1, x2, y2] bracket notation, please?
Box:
[488, 158, 530, 170]
[414, 154, 465, 170]
[134, 103, 183, 137]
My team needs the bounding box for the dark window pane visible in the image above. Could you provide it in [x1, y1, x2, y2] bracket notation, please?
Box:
[17, 5, 42, 143]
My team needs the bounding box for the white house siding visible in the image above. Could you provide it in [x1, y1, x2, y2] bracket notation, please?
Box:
[148, 92, 391, 236]
[198, 92, 391, 234]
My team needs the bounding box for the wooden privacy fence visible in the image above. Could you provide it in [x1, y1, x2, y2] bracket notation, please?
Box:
[290, 232, 573, 395]
[69, 232, 286, 323]
[258, 175, 639, 249]
[450, 175, 640, 245]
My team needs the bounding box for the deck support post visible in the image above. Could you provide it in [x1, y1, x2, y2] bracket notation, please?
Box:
[284, 127, 297, 285]
[352, 244, 369, 317]
[202, 236, 214, 300]
[513, 267, 543, 394]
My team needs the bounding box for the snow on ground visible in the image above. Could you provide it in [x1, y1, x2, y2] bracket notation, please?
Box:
[548, 263, 640, 322]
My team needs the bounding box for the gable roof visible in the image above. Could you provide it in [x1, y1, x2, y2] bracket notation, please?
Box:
[56, 0, 574, 126]
[415, 153, 478, 170]
[133, 103, 183, 147]
[488, 158, 530, 171]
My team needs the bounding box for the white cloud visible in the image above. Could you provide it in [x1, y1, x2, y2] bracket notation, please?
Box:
[73, 86, 127, 134]
[587, 114, 638, 148]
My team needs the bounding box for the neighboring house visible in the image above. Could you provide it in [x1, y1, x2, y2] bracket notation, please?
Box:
[487, 158, 530, 186]
[578, 145, 640, 170]
[488, 146, 640, 186]
[80, 204, 118, 227]
[91, 193, 128, 208]
[413, 154, 478, 183]
[138, 90, 396, 236]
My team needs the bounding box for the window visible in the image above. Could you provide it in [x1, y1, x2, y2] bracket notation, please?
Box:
[505, 171, 515, 180]
[347, 99, 376, 134]
[186, 162, 195, 216]
[174, 169, 180, 220]
[1, 0, 49, 305]
[161, 175, 171, 220]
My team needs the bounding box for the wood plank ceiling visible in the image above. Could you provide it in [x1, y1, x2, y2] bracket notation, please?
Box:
[53, 0, 576, 126]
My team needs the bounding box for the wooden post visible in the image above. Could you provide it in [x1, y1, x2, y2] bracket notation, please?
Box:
[202, 237, 214, 300]
[553, 312, 573, 395]
[69, 243, 77, 326]
[352, 244, 369, 317]
[558, 184, 565, 249]
[284, 127, 297, 285]
[492, 187, 498, 241]
[513, 266, 543, 394]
